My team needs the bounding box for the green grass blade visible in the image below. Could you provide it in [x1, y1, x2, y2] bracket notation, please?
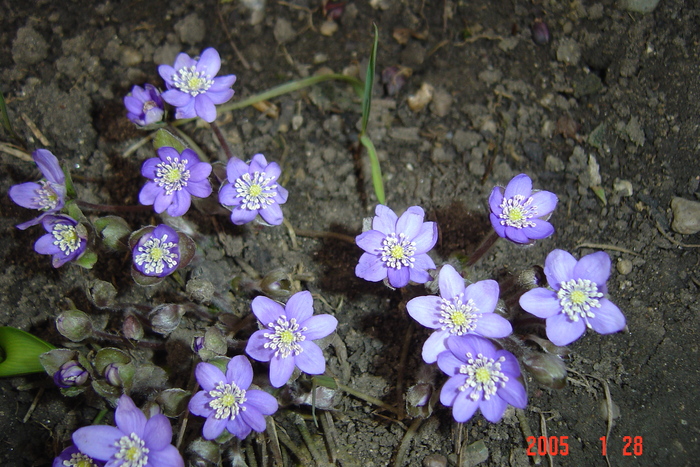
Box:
[0, 327, 55, 377]
[360, 24, 379, 136]
[360, 134, 385, 204]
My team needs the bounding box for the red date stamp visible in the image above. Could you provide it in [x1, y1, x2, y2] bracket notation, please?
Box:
[526, 436, 569, 456]
[600, 436, 643, 456]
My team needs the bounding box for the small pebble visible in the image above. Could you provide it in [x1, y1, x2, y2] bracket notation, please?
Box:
[320, 20, 338, 36]
[423, 453, 447, 467]
[617, 259, 633, 275]
[671, 197, 700, 234]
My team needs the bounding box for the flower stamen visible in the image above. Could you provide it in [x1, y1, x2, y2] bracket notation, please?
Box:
[263, 315, 307, 358]
[62, 452, 98, 467]
[557, 278, 603, 323]
[134, 234, 179, 275]
[439, 295, 479, 335]
[172, 66, 214, 96]
[52, 223, 81, 254]
[208, 381, 247, 420]
[34, 180, 60, 211]
[499, 194, 537, 229]
[380, 233, 416, 269]
[234, 171, 278, 211]
[155, 156, 190, 195]
[458, 352, 508, 401]
[114, 433, 149, 467]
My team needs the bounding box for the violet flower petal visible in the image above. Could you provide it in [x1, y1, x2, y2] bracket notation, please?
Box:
[355, 253, 387, 282]
[372, 204, 398, 234]
[142, 414, 172, 451]
[479, 394, 508, 423]
[387, 266, 410, 288]
[188, 391, 213, 416]
[295, 340, 325, 375]
[259, 202, 284, 225]
[226, 355, 253, 389]
[464, 279, 499, 314]
[203, 415, 227, 440]
[573, 251, 611, 286]
[587, 299, 626, 334]
[544, 249, 577, 288]
[195, 362, 226, 392]
[437, 265, 465, 301]
[473, 313, 512, 338]
[406, 295, 442, 329]
[147, 444, 185, 467]
[239, 405, 266, 432]
[422, 329, 450, 363]
[452, 392, 480, 422]
[245, 390, 279, 415]
[504, 173, 532, 199]
[300, 314, 337, 340]
[546, 313, 586, 346]
[115, 394, 147, 437]
[519, 288, 561, 318]
[72, 425, 123, 460]
[269, 354, 295, 388]
[251, 296, 284, 325]
[355, 230, 384, 253]
[231, 207, 258, 225]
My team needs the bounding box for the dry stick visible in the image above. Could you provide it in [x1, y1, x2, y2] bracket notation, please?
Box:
[216, 3, 251, 70]
[336, 382, 400, 415]
[466, 228, 501, 267]
[575, 242, 641, 256]
[293, 228, 357, 245]
[265, 417, 284, 466]
[292, 412, 325, 466]
[210, 121, 234, 160]
[516, 409, 541, 465]
[394, 417, 423, 467]
[276, 426, 313, 465]
[654, 219, 700, 248]
[22, 387, 44, 423]
[319, 411, 338, 464]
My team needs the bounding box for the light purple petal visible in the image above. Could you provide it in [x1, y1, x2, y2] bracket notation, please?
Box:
[412, 222, 438, 254]
[226, 157, 251, 181]
[158, 64, 177, 82]
[479, 394, 507, 422]
[188, 391, 213, 417]
[490, 212, 507, 238]
[210, 74, 237, 91]
[301, 314, 337, 340]
[218, 183, 239, 205]
[226, 355, 253, 389]
[396, 206, 425, 239]
[437, 265, 465, 301]
[251, 296, 284, 325]
[115, 395, 146, 437]
[495, 350, 522, 378]
[230, 207, 258, 225]
[186, 179, 213, 198]
[448, 334, 496, 361]
[174, 100, 197, 119]
[250, 154, 269, 171]
[465, 279, 499, 314]
[138, 182, 160, 206]
[497, 379, 528, 409]
[147, 444, 184, 467]
[588, 299, 625, 334]
[203, 415, 228, 440]
[452, 392, 480, 422]
[546, 313, 586, 346]
[143, 414, 172, 451]
[124, 95, 143, 114]
[161, 89, 192, 107]
[295, 340, 325, 375]
[195, 362, 226, 392]
[245, 330, 274, 363]
[34, 149, 64, 184]
[530, 190, 558, 217]
[372, 204, 398, 234]
[355, 230, 384, 253]
[263, 161, 282, 180]
[274, 184, 288, 204]
[406, 296, 442, 329]
[504, 226, 531, 244]
[205, 89, 235, 105]
[196, 48, 221, 77]
[141, 158, 161, 179]
[34, 234, 60, 255]
[439, 373, 466, 406]
[504, 173, 532, 199]
[521, 219, 554, 240]
[519, 288, 561, 318]
[259, 203, 283, 225]
[544, 249, 577, 289]
[436, 347, 464, 376]
[409, 254, 435, 283]
[573, 251, 611, 286]
[188, 161, 213, 181]
[488, 186, 504, 213]
[474, 313, 512, 338]
[194, 94, 217, 123]
[387, 266, 410, 288]
[153, 191, 174, 214]
[245, 389, 279, 416]
[72, 425, 122, 460]
[9, 182, 45, 209]
[226, 414, 252, 439]
[240, 404, 266, 432]
[422, 330, 450, 364]
[167, 190, 191, 217]
[355, 253, 387, 282]
[269, 354, 295, 388]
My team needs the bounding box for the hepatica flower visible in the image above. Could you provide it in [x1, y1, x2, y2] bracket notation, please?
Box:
[355, 205, 438, 288]
[189, 355, 278, 440]
[438, 335, 527, 423]
[9, 149, 67, 230]
[35, 215, 87, 268]
[219, 153, 288, 226]
[159, 47, 236, 122]
[53, 445, 104, 467]
[124, 84, 165, 127]
[132, 224, 180, 277]
[53, 360, 89, 388]
[407, 265, 512, 363]
[519, 249, 626, 346]
[139, 146, 212, 217]
[245, 291, 338, 387]
[73, 394, 184, 467]
[488, 173, 558, 244]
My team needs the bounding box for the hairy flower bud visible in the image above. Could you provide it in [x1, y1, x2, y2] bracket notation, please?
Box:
[122, 314, 144, 341]
[53, 360, 89, 388]
[193, 327, 228, 361]
[260, 268, 293, 300]
[522, 350, 568, 389]
[56, 309, 93, 342]
[86, 279, 118, 309]
[149, 304, 186, 334]
[186, 278, 215, 304]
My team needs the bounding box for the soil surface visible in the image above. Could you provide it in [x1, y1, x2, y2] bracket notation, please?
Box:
[1, 0, 699, 466]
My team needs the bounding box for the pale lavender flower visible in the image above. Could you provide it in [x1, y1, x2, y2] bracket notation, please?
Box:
[488, 173, 558, 244]
[355, 204, 438, 288]
[438, 335, 527, 423]
[34, 215, 87, 268]
[124, 84, 165, 127]
[189, 355, 278, 440]
[218, 153, 288, 226]
[53, 445, 104, 467]
[53, 360, 89, 388]
[73, 394, 184, 467]
[132, 224, 180, 277]
[139, 147, 212, 217]
[158, 48, 236, 122]
[9, 149, 67, 230]
[519, 249, 626, 346]
[245, 291, 338, 388]
[407, 265, 512, 363]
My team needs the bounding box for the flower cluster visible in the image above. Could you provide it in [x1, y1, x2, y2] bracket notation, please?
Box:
[124, 84, 165, 127]
[132, 224, 180, 277]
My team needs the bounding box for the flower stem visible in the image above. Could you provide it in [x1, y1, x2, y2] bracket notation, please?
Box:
[210, 121, 234, 160]
[75, 200, 152, 213]
[336, 382, 399, 415]
[466, 228, 501, 267]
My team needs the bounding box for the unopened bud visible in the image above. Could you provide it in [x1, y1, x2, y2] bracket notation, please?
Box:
[406, 382, 436, 418]
[56, 309, 93, 342]
[53, 360, 89, 388]
[104, 363, 123, 387]
[149, 304, 186, 334]
[186, 278, 215, 304]
[531, 19, 551, 46]
[260, 269, 293, 300]
[518, 265, 546, 290]
[103, 362, 135, 389]
[522, 350, 568, 390]
[194, 327, 228, 361]
[192, 336, 206, 353]
[156, 388, 192, 417]
[86, 279, 118, 309]
[122, 314, 144, 341]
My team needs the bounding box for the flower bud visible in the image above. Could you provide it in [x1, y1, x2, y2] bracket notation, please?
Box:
[56, 309, 93, 342]
[122, 314, 144, 341]
[186, 278, 215, 304]
[260, 268, 293, 300]
[522, 350, 568, 389]
[86, 279, 118, 309]
[103, 362, 135, 389]
[156, 388, 192, 417]
[518, 265, 546, 290]
[531, 19, 551, 46]
[53, 360, 89, 388]
[104, 362, 123, 387]
[192, 336, 205, 353]
[406, 382, 437, 418]
[149, 304, 186, 335]
[193, 327, 228, 361]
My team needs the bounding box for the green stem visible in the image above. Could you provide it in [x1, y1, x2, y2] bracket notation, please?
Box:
[360, 134, 386, 204]
[466, 228, 501, 267]
[337, 382, 399, 415]
[75, 200, 152, 213]
[92, 408, 109, 425]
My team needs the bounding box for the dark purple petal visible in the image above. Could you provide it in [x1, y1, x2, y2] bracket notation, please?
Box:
[203, 415, 227, 440]
[436, 348, 464, 376]
[465, 279, 499, 314]
[9, 182, 43, 209]
[230, 207, 258, 225]
[495, 350, 522, 378]
[372, 204, 398, 234]
[544, 249, 576, 289]
[161, 89, 192, 107]
[259, 202, 283, 225]
[139, 181, 160, 205]
[142, 414, 172, 451]
[479, 393, 507, 422]
[195, 362, 226, 392]
[240, 404, 267, 432]
[196, 48, 221, 77]
[573, 251, 611, 286]
[422, 329, 450, 363]
[72, 425, 122, 460]
[439, 372, 466, 406]
[451, 391, 480, 422]
[141, 157, 161, 178]
[115, 395, 147, 437]
[186, 179, 213, 198]
[188, 161, 212, 181]
[406, 296, 442, 329]
[412, 222, 438, 254]
[226, 355, 253, 390]
[355, 253, 387, 282]
[245, 389, 278, 416]
[34, 149, 65, 184]
[474, 313, 512, 338]
[295, 340, 325, 375]
[218, 183, 239, 206]
[530, 190, 558, 216]
[300, 314, 337, 340]
[588, 299, 625, 334]
[152, 190, 174, 213]
[387, 266, 410, 288]
[269, 354, 296, 388]
[504, 226, 531, 244]
[521, 219, 554, 240]
[504, 173, 532, 199]
[251, 296, 284, 325]
[188, 391, 214, 417]
[355, 230, 384, 253]
[545, 313, 586, 346]
[147, 444, 184, 467]
[33, 232, 61, 256]
[497, 379, 527, 409]
[488, 186, 504, 213]
[225, 414, 252, 439]
[194, 94, 217, 123]
[226, 157, 251, 181]
[167, 189, 191, 217]
[519, 288, 561, 318]
[490, 212, 507, 238]
[396, 206, 424, 239]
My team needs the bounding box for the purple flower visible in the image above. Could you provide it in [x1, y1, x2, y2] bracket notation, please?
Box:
[189, 355, 279, 440]
[158, 48, 236, 122]
[132, 224, 180, 277]
[438, 335, 527, 423]
[139, 146, 212, 217]
[245, 291, 338, 388]
[355, 205, 438, 288]
[488, 173, 558, 244]
[124, 84, 165, 127]
[218, 153, 288, 226]
[53, 360, 89, 388]
[9, 149, 67, 230]
[519, 249, 626, 346]
[35, 215, 87, 267]
[407, 265, 512, 363]
[73, 394, 184, 467]
[53, 445, 104, 467]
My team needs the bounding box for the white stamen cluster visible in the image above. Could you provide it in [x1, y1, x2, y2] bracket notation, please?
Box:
[52, 223, 81, 254]
[172, 65, 214, 96]
[208, 381, 247, 420]
[458, 352, 508, 401]
[113, 433, 149, 467]
[134, 234, 179, 275]
[499, 194, 537, 229]
[62, 452, 98, 467]
[234, 171, 278, 211]
[154, 156, 190, 195]
[263, 315, 307, 358]
[557, 278, 603, 323]
[439, 295, 479, 335]
[34, 180, 60, 211]
[380, 232, 416, 269]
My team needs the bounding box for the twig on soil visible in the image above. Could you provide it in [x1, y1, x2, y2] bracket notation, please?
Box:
[575, 242, 641, 256]
[123, 132, 155, 158]
[654, 220, 700, 248]
[395, 319, 415, 420]
[265, 416, 284, 466]
[282, 218, 299, 249]
[278, 1, 317, 34]
[336, 382, 400, 415]
[319, 410, 338, 464]
[22, 387, 44, 423]
[209, 121, 234, 160]
[539, 412, 553, 467]
[216, 3, 251, 70]
[0, 142, 32, 161]
[394, 417, 422, 467]
[20, 112, 50, 146]
[292, 412, 326, 465]
[293, 228, 357, 245]
[516, 408, 541, 465]
[276, 423, 314, 465]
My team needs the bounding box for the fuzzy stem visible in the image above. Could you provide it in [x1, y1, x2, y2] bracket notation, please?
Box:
[210, 121, 234, 160]
[75, 200, 152, 213]
[466, 228, 501, 267]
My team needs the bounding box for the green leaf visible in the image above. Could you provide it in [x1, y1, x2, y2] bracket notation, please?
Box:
[360, 134, 385, 204]
[360, 24, 379, 136]
[591, 185, 607, 206]
[0, 327, 55, 377]
[62, 163, 77, 199]
[0, 90, 22, 143]
[312, 374, 338, 390]
[153, 128, 186, 152]
[75, 250, 98, 269]
[94, 216, 131, 251]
